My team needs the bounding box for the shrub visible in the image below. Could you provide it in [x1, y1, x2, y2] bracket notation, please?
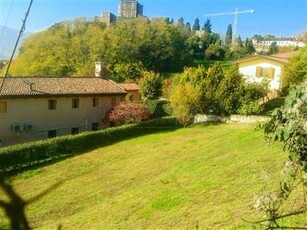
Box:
[169, 82, 202, 127]
[0, 117, 180, 172]
[139, 71, 163, 100]
[104, 102, 151, 126]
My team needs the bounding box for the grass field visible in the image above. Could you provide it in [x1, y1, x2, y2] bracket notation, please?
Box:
[0, 123, 292, 229]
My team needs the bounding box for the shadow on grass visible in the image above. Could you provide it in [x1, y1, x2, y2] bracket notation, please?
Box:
[0, 173, 63, 230]
[0, 118, 182, 176]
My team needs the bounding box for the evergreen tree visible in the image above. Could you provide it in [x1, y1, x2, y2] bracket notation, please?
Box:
[177, 17, 184, 27]
[192, 18, 200, 31]
[225, 24, 232, 45]
[245, 38, 256, 54]
[202, 19, 212, 33]
[267, 41, 278, 55]
[237, 35, 243, 47]
[185, 22, 191, 31]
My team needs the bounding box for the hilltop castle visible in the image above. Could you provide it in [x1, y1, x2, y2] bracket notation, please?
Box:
[101, 0, 144, 26]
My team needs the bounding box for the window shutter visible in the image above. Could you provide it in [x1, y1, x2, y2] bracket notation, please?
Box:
[256, 66, 262, 77]
[269, 67, 275, 78]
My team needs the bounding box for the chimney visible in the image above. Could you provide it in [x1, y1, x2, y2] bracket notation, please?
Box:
[95, 62, 102, 77]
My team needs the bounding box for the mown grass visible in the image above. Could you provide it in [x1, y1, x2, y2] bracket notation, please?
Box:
[0, 123, 294, 229]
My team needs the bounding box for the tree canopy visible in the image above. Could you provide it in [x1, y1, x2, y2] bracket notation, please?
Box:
[9, 17, 190, 80]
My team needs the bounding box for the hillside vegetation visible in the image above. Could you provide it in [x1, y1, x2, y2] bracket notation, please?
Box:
[0, 123, 291, 229]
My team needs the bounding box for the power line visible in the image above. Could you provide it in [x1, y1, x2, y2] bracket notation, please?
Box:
[0, 0, 34, 93]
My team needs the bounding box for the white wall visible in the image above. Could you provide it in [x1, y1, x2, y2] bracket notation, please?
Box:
[239, 63, 282, 90]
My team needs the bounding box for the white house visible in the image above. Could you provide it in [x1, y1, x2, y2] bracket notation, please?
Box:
[235, 53, 292, 90]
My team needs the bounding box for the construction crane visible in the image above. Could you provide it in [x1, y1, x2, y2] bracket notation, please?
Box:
[204, 7, 255, 45]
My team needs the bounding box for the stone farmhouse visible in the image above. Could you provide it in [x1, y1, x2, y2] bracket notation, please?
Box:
[0, 76, 127, 146]
[235, 53, 294, 91]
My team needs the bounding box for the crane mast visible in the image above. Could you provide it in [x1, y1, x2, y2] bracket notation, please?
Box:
[204, 7, 255, 45]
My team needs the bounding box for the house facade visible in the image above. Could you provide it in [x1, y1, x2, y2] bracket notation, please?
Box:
[235, 54, 291, 90]
[119, 83, 141, 101]
[0, 77, 126, 146]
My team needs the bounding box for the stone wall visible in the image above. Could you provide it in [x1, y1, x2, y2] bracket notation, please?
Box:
[194, 114, 269, 124]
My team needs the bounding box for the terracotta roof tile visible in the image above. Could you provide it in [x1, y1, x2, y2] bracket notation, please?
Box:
[234, 54, 290, 64]
[0, 77, 126, 98]
[119, 83, 140, 91]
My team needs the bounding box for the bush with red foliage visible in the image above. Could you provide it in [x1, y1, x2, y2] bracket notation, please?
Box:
[104, 102, 151, 126]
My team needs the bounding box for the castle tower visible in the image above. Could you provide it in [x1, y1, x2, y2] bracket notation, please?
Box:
[118, 0, 143, 18]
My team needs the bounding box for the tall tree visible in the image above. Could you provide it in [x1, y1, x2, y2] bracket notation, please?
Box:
[284, 46, 307, 85]
[245, 38, 256, 54]
[267, 41, 278, 55]
[185, 22, 191, 31]
[202, 62, 225, 114]
[202, 19, 212, 33]
[192, 18, 200, 31]
[177, 17, 185, 27]
[216, 64, 244, 114]
[225, 24, 232, 45]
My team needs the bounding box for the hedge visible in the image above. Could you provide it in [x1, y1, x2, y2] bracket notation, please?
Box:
[0, 117, 180, 172]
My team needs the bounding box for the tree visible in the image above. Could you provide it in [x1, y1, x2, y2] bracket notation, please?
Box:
[202, 62, 225, 114]
[177, 17, 185, 27]
[192, 18, 200, 31]
[10, 17, 190, 78]
[225, 24, 233, 45]
[139, 71, 163, 100]
[252, 85, 307, 229]
[112, 62, 144, 82]
[283, 46, 307, 86]
[216, 64, 244, 114]
[185, 22, 191, 31]
[179, 66, 206, 86]
[202, 19, 212, 33]
[298, 29, 307, 43]
[252, 34, 263, 42]
[169, 82, 202, 127]
[267, 41, 278, 55]
[204, 42, 225, 60]
[245, 38, 256, 54]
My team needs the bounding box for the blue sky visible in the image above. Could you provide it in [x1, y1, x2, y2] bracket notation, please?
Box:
[1, 0, 307, 38]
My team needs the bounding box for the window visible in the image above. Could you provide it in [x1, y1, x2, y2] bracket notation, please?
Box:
[0, 101, 7, 113]
[111, 97, 117, 106]
[255, 67, 275, 78]
[262, 67, 269, 77]
[71, 127, 80, 135]
[48, 99, 57, 110]
[72, 98, 80, 108]
[48, 130, 57, 138]
[92, 122, 99, 131]
[255, 66, 262, 77]
[93, 98, 99, 107]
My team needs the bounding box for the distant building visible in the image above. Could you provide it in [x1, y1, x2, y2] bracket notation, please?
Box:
[100, 0, 144, 26]
[253, 37, 305, 52]
[118, 0, 143, 18]
[101, 12, 117, 26]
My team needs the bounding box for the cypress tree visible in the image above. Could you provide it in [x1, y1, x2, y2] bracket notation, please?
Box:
[225, 24, 232, 45]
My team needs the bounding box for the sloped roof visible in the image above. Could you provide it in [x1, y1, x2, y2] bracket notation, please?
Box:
[0, 77, 126, 99]
[234, 54, 290, 64]
[119, 83, 140, 91]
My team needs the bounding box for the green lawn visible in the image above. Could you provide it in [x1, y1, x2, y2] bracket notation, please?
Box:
[0, 123, 290, 229]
